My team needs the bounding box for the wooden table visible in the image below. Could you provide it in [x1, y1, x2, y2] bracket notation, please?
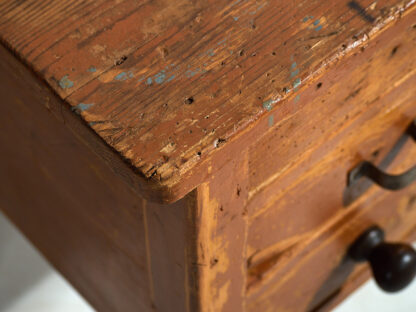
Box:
[1, 0, 416, 311]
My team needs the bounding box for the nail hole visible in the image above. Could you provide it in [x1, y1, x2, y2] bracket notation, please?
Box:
[372, 149, 380, 158]
[197, 151, 201, 156]
[272, 51, 276, 56]
[115, 55, 127, 66]
[239, 49, 245, 56]
[391, 45, 400, 56]
[210, 258, 219, 267]
[185, 97, 194, 105]
[317, 82, 322, 89]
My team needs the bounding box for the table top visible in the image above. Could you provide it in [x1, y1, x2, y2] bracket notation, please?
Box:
[0, 0, 413, 201]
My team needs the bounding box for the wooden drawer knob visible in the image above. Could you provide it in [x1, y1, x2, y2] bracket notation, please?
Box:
[348, 225, 416, 292]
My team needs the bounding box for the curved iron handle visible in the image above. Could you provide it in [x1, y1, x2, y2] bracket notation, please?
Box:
[348, 119, 416, 190]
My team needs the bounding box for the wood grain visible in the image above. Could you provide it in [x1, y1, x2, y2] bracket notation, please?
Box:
[1, 1, 416, 311]
[1, 0, 414, 201]
[247, 178, 416, 311]
[0, 42, 196, 312]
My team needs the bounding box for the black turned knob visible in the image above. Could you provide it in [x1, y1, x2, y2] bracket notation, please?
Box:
[348, 225, 416, 292]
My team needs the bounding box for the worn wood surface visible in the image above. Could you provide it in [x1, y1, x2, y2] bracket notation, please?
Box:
[0, 0, 415, 202]
[247, 180, 416, 311]
[0, 42, 197, 312]
[1, 1, 416, 311]
[246, 8, 416, 268]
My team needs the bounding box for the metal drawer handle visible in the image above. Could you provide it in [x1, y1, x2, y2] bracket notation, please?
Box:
[348, 119, 416, 190]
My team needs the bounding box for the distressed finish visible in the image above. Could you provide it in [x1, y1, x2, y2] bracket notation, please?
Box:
[1, 0, 415, 202]
[1, 0, 416, 311]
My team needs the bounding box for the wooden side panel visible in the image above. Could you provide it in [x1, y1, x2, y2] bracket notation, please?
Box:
[145, 193, 197, 312]
[0, 43, 196, 312]
[193, 150, 250, 312]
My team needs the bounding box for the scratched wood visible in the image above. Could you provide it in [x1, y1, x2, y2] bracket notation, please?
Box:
[246, 128, 416, 292]
[247, 178, 416, 311]
[1, 1, 416, 311]
[0, 0, 414, 202]
[247, 182, 415, 312]
[246, 10, 416, 268]
[0, 42, 196, 312]
[192, 149, 250, 312]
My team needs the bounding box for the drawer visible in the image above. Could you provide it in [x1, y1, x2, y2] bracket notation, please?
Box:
[246, 156, 416, 311]
[245, 14, 416, 272]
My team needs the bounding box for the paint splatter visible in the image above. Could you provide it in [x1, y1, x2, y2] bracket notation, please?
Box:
[290, 68, 300, 78]
[313, 19, 320, 26]
[114, 71, 134, 81]
[166, 74, 176, 82]
[72, 103, 94, 112]
[206, 48, 215, 56]
[59, 75, 74, 89]
[186, 68, 201, 78]
[233, 16, 240, 21]
[302, 15, 314, 22]
[115, 72, 127, 81]
[293, 78, 301, 89]
[263, 99, 276, 111]
[146, 77, 153, 85]
[294, 95, 300, 103]
[154, 71, 166, 84]
[315, 25, 323, 31]
[268, 115, 274, 127]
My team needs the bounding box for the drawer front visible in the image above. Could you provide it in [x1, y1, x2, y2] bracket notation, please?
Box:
[246, 172, 416, 312]
[245, 10, 416, 272]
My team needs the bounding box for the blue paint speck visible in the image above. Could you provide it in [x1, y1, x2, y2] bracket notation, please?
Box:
[268, 115, 274, 127]
[291, 62, 297, 69]
[303, 17, 309, 22]
[115, 72, 128, 81]
[293, 78, 301, 89]
[186, 68, 200, 78]
[313, 19, 320, 26]
[291, 68, 300, 78]
[206, 48, 215, 56]
[233, 16, 239, 21]
[59, 75, 74, 89]
[166, 74, 176, 82]
[114, 71, 134, 81]
[315, 25, 323, 31]
[87, 66, 97, 73]
[263, 99, 274, 111]
[73, 103, 94, 112]
[146, 77, 153, 85]
[155, 71, 166, 84]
